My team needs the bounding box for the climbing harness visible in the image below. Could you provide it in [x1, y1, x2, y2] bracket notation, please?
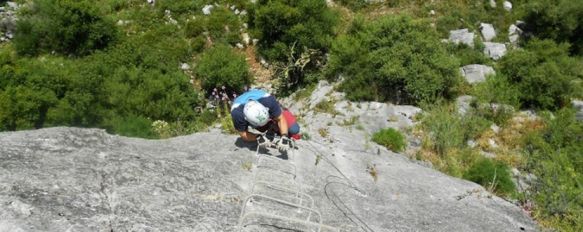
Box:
[238, 130, 338, 232]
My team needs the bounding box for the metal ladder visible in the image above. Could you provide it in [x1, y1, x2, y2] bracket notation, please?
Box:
[238, 133, 339, 232]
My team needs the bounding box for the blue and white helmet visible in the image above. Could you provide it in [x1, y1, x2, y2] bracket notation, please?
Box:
[243, 100, 269, 127]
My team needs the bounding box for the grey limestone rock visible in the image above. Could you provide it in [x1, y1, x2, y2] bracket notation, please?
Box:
[503, 1, 513, 11]
[0, 123, 537, 231]
[202, 5, 214, 15]
[449, 29, 475, 48]
[509, 24, 523, 45]
[0, 114, 538, 232]
[460, 64, 495, 84]
[489, 0, 497, 8]
[483, 42, 507, 60]
[573, 100, 583, 121]
[456, 95, 475, 116]
[480, 23, 496, 42]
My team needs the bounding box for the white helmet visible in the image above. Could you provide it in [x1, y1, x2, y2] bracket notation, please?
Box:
[243, 100, 269, 127]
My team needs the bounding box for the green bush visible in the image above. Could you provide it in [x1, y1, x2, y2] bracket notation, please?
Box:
[336, 0, 368, 11]
[103, 115, 157, 139]
[14, 0, 118, 56]
[499, 39, 582, 110]
[523, 109, 583, 230]
[521, 0, 583, 55]
[463, 158, 516, 196]
[250, 0, 338, 62]
[326, 15, 461, 104]
[372, 128, 406, 152]
[186, 6, 242, 45]
[420, 102, 490, 156]
[194, 44, 251, 93]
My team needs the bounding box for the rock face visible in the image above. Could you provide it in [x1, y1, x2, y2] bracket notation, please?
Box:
[449, 29, 475, 47]
[1, 83, 538, 231]
[460, 64, 496, 84]
[483, 42, 507, 60]
[480, 23, 496, 42]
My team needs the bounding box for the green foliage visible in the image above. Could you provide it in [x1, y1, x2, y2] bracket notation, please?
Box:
[103, 115, 157, 139]
[185, 6, 242, 45]
[521, 0, 583, 55]
[336, 0, 368, 11]
[372, 128, 406, 152]
[194, 44, 251, 93]
[250, 0, 338, 62]
[420, 102, 490, 156]
[499, 39, 583, 110]
[327, 15, 460, 104]
[473, 74, 521, 108]
[463, 158, 516, 196]
[446, 43, 491, 66]
[523, 109, 583, 230]
[14, 0, 118, 56]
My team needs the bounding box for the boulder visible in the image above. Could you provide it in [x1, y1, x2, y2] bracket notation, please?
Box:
[480, 23, 496, 42]
[202, 5, 214, 15]
[509, 24, 523, 45]
[489, 0, 497, 8]
[242, 33, 250, 45]
[503, 1, 513, 11]
[460, 64, 495, 84]
[483, 42, 507, 60]
[449, 29, 475, 48]
[573, 100, 583, 121]
[456, 95, 475, 116]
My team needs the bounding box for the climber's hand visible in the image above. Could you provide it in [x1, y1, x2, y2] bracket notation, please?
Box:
[276, 136, 291, 152]
[257, 135, 270, 148]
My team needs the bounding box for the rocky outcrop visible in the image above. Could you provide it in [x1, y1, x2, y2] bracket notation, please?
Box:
[449, 29, 475, 48]
[460, 64, 496, 84]
[0, 82, 538, 231]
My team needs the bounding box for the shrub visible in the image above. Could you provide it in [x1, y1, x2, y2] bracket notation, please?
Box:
[463, 158, 515, 196]
[185, 6, 242, 45]
[103, 115, 157, 139]
[250, 0, 338, 62]
[336, 0, 368, 11]
[194, 44, 251, 93]
[522, 109, 583, 231]
[420, 102, 490, 156]
[14, 0, 118, 56]
[372, 128, 406, 152]
[521, 0, 583, 55]
[499, 39, 582, 110]
[326, 15, 460, 104]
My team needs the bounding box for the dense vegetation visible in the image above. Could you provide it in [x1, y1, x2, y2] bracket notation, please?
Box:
[326, 15, 460, 104]
[1, 0, 582, 230]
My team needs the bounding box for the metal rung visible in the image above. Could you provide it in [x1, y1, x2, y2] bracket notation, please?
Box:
[238, 194, 322, 231]
[252, 181, 315, 208]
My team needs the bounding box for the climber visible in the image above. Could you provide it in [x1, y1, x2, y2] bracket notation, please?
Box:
[230, 89, 300, 151]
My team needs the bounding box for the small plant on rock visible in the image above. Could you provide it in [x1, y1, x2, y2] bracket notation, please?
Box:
[372, 128, 406, 152]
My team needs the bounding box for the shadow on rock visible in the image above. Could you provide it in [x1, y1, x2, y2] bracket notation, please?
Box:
[234, 138, 289, 160]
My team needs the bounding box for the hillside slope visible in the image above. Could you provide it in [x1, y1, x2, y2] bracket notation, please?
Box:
[0, 110, 537, 231]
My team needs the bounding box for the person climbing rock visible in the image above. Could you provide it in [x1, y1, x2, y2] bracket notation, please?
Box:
[230, 89, 300, 151]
